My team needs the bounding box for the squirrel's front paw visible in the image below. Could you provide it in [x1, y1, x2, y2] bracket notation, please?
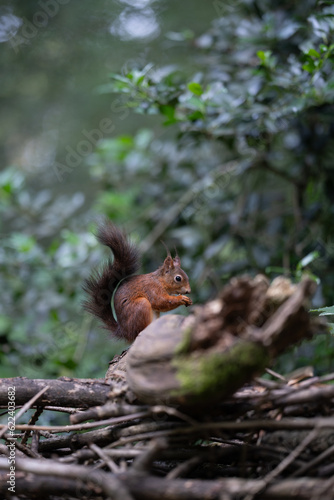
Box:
[181, 296, 193, 307]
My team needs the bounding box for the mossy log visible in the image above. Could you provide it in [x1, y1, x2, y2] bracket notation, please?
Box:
[125, 276, 326, 407]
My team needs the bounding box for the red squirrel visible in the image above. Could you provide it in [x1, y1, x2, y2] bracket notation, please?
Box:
[83, 220, 192, 342]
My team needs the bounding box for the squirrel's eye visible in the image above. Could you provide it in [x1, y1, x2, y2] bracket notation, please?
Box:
[175, 275, 182, 282]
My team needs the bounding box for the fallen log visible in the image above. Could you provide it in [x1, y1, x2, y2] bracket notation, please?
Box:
[126, 276, 326, 407]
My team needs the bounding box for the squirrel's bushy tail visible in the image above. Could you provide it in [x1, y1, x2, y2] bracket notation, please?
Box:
[83, 220, 140, 332]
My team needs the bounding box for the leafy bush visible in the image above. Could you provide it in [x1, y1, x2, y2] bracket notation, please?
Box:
[90, 0, 334, 372]
[0, 167, 127, 378]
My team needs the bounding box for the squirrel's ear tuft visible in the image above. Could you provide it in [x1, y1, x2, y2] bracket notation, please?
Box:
[163, 255, 174, 270]
[173, 255, 181, 267]
[160, 240, 171, 257]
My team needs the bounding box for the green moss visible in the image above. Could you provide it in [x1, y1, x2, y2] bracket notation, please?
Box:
[172, 341, 269, 403]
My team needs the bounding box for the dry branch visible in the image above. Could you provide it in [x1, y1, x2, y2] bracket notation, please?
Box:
[0, 377, 112, 407]
[1, 461, 334, 500]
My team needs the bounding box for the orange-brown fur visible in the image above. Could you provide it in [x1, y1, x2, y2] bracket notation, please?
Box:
[83, 220, 192, 342]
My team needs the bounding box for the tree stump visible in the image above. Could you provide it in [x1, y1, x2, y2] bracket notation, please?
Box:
[124, 276, 326, 407]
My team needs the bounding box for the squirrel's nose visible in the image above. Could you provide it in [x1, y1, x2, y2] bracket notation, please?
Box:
[184, 286, 191, 294]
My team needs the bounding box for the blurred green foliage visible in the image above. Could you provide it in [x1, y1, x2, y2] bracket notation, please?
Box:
[2, 0, 334, 379]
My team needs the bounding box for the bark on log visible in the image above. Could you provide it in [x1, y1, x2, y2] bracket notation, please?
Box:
[0, 377, 112, 408]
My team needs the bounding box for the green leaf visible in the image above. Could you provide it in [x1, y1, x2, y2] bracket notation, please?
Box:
[257, 50, 272, 62]
[136, 75, 145, 85]
[311, 305, 334, 316]
[297, 251, 320, 271]
[187, 110, 204, 121]
[308, 48, 320, 58]
[186, 96, 206, 112]
[110, 73, 132, 84]
[50, 309, 59, 321]
[187, 82, 203, 96]
[302, 61, 316, 73]
[160, 105, 176, 120]
[2, 182, 12, 194]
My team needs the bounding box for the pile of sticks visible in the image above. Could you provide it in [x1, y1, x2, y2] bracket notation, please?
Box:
[1, 370, 334, 500]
